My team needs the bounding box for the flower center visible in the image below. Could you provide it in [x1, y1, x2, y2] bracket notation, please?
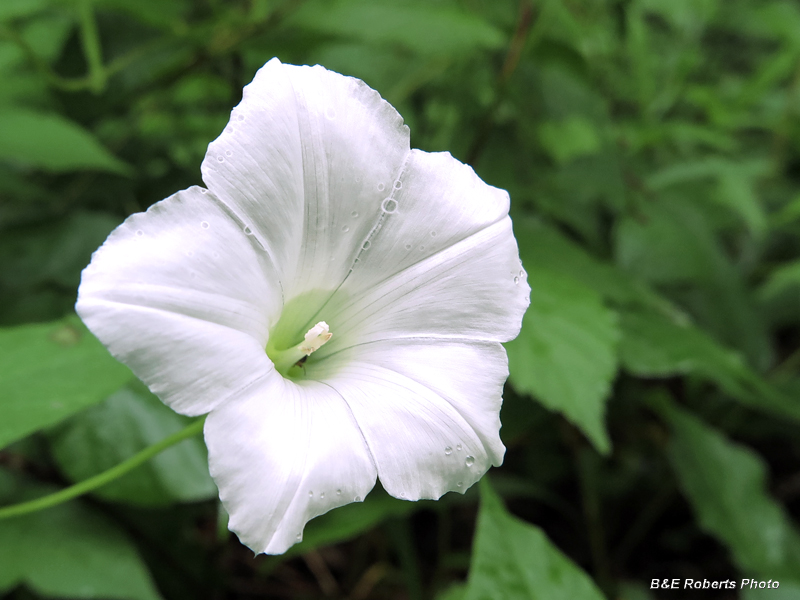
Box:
[269, 321, 332, 377]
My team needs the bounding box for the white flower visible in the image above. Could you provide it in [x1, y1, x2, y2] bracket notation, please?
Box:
[76, 58, 530, 554]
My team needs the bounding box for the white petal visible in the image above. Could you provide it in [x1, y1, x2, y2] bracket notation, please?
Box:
[204, 372, 377, 554]
[202, 57, 411, 328]
[312, 217, 528, 363]
[76, 186, 281, 416]
[310, 343, 506, 500]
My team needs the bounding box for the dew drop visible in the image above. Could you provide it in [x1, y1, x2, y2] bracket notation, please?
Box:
[400, 492, 406, 498]
[355, 496, 362, 502]
[404, 243, 412, 250]
[519, 270, 524, 277]
[394, 180, 402, 190]
[325, 107, 337, 120]
[362, 240, 371, 250]
[309, 490, 313, 497]
[237, 114, 245, 122]
[320, 492, 325, 499]
[430, 231, 437, 237]
[135, 230, 143, 237]
[419, 245, 425, 251]
[336, 489, 342, 496]
[244, 226, 252, 235]
[201, 221, 209, 229]
[200, 188, 208, 194]
[217, 155, 224, 162]
[341, 225, 350, 232]
[445, 446, 452, 455]
[377, 182, 385, 192]
[456, 444, 462, 452]
[381, 198, 398, 213]
[296, 533, 302, 541]
[465, 456, 475, 467]
[457, 481, 463, 487]
[186, 250, 194, 257]
[225, 150, 232, 157]
[514, 276, 520, 284]
[351, 210, 359, 218]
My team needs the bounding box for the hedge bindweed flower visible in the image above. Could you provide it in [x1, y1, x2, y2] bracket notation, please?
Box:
[76, 58, 530, 554]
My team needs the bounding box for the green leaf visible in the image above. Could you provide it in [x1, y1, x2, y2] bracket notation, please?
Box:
[506, 267, 618, 454]
[48, 383, 217, 506]
[0, 108, 131, 174]
[288, 0, 505, 57]
[661, 400, 800, 581]
[0, 0, 49, 21]
[620, 310, 800, 422]
[461, 479, 606, 600]
[0, 472, 162, 600]
[0, 315, 133, 449]
[538, 116, 602, 164]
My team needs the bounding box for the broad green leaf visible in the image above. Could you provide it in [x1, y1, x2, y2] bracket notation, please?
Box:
[48, 383, 217, 506]
[537, 116, 601, 164]
[0, 0, 49, 21]
[506, 267, 618, 453]
[661, 401, 800, 580]
[0, 472, 162, 600]
[462, 479, 606, 600]
[288, 0, 505, 57]
[620, 310, 800, 422]
[758, 259, 800, 300]
[0, 108, 131, 174]
[0, 315, 133, 449]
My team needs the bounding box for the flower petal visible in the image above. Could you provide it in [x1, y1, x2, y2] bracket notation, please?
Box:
[201, 57, 411, 325]
[309, 340, 508, 500]
[76, 186, 281, 416]
[204, 372, 377, 554]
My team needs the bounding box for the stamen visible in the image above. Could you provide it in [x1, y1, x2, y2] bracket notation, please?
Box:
[271, 322, 333, 375]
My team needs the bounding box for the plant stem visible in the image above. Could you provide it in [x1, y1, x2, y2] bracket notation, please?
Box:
[0, 417, 206, 520]
[78, 0, 106, 93]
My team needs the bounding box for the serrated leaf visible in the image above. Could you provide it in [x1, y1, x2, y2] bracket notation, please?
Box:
[0, 315, 133, 449]
[48, 384, 217, 506]
[0, 472, 162, 600]
[0, 108, 131, 174]
[661, 400, 800, 581]
[506, 267, 618, 453]
[462, 479, 606, 600]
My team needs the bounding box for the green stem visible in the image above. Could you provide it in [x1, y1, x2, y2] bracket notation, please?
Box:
[0, 417, 206, 520]
[78, 0, 106, 93]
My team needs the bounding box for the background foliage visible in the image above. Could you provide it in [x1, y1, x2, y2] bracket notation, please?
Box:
[1, 0, 800, 598]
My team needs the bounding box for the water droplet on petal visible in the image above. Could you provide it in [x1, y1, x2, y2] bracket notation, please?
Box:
[399, 492, 405, 498]
[419, 245, 425, 251]
[394, 180, 402, 190]
[377, 182, 385, 192]
[296, 533, 301, 541]
[519, 270, 524, 277]
[465, 456, 475, 467]
[341, 225, 350, 232]
[225, 150, 232, 157]
[201, 221, 209, 229]
[457, 481, 463, 487]
[309, 490, 313, 497]
[362, 240, 371, 250]
[135, 230, 143, 237]
[456, 444, 462, 451]
[404, 243, 412, 250]
[244, 226, 252, 235]
[514, 276, 520, 284]
[351, 210, 359, 218]
[237, 114, 245, 122]
[355, 496, 362, 502]
[336, 489, 342, 495]
[381, 198, 398, 213]
[217, 156, 224, 162]
[200, 189, 208, 194]
[445, 446, 452, 455]
[186, 250, 194, 257]
[325, 107, 337, 120]
[430, 231, 437, 237]
[320, 492, 325, 499]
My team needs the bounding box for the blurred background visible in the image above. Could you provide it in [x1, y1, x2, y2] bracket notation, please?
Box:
[1, 0, 800, 598]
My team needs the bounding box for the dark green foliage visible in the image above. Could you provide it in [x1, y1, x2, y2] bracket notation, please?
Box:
[1, 0, 799, 598]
